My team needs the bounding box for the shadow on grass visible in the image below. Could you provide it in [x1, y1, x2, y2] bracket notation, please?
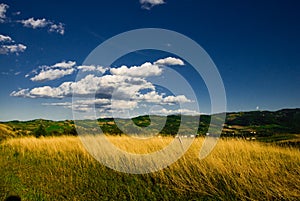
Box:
[5, 195, 21, 201]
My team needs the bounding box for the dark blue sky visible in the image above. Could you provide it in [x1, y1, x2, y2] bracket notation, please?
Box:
[0, 0, 299, 120]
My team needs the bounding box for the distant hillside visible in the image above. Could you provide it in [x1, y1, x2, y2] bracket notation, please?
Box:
[218, 109, 300, 146]
[0, 119, 76, 141]
[1, 108, 299, 144]
[226, 109, 300, 133]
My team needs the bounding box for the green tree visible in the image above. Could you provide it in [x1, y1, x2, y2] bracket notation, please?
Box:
[34, 124, 46, 138]
[63, 126, 77, 136]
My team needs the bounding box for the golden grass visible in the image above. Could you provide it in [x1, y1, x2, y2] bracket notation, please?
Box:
[103, 135, 175, 154]
[1, 136, 300, 200]
[166, 139, 300, 199]
[0, 123, 16, 139]
[4, 136, 85, 154]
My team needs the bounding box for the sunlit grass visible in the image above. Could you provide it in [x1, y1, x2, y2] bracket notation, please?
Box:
[0, 136, 299, 200]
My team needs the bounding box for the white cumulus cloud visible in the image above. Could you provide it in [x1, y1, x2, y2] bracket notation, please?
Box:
[49, 22, 65, 35]
[30, 68, 75, 82]
[150, 108, 200, 116]
[29, 86, 64, 98]
[12, 74, 154, 99]
[27, 61, 109, 82]
[110, 62, 162, 77]
[12, 56, 195, 117]
[0, 34, 26, 55]
[20, 18, 49, 28]
[0, 3, 9, 22]
[52, 61, 76, 69]
[137, 91, 192, 104]
[0, 44, 26, 54]
[10, 89, 33, 98]
[154, 57, 184, 66]
[163, 95, 192, 104]
[29, 61, 76, 82]
[77, 65, 107, 73]
[140, 0, 165, 10]
[0, 34, 13, 42]
[19, 18, 65, 35]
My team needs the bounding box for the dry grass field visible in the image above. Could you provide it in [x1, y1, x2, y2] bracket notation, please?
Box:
[0, 136, 299, 200]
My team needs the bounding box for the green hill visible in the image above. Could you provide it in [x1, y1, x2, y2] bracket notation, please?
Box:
[1, 108, 299, 145]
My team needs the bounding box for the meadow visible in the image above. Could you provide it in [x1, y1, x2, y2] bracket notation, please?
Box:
[0, 136, 299, 200]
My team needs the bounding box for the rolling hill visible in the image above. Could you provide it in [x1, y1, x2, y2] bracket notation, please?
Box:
[0, 108, 299, 145]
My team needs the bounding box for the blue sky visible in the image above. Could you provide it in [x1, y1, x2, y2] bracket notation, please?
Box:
[0, 0, 299, 121]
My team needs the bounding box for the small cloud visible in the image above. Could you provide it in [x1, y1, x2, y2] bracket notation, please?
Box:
[163, 95, 192, 104]
[110, 62, 162, 77]
[29, 60, 76, 82]
[149, 108, 200, 116]
[1, 69, 21, 76]
[19, 17, 65, 35]
[10, 88, 34, 98]
[0, 34, 26, 55]
[30, 68, 75, 82]
[77, 65, 107, 73]
[49, 22, 65, 35]
[0, 44, 26, 55]
[25, 69, 38, 78]
[0, 3, 9, 23]
[42, 102, 71, 107]
[137, 91, 192, 104]
[0, 34, 13, 42]
[11, 86, 64, 99]
[19, 17, 49, 29]
[52, 61, 76, 69]
[12, 11, 21, 16]
[0, 4, 65, 35]
[154, 57, 185, 66]
[140, 0, 165, 10]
